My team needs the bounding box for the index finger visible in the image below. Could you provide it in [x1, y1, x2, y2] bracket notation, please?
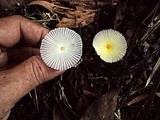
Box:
[0, 15, 49, 48]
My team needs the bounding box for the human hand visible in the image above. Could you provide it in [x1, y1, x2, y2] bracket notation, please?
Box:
[0, 15, 64, 120]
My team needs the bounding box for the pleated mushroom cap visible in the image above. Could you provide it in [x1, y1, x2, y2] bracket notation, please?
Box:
[93, 29, 127, 63]
[40, 28, 83, 70]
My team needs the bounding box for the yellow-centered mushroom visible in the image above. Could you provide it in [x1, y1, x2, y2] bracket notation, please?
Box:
[93, 29, 127, 63]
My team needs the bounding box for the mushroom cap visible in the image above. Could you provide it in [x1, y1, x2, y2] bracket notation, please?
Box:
[40, 28, 83, 70]
[93, 29, 127, 63]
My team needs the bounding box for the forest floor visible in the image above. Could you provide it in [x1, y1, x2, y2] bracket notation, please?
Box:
[1, 0, 160, 120]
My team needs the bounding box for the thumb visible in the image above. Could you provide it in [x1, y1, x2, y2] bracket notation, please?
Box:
[0, 56, 64, 119]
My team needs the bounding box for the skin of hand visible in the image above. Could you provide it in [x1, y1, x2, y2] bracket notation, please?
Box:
[0, 15, 65, 120]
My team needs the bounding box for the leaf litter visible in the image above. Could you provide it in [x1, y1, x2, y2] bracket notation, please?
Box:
[0, 0, 159, 120]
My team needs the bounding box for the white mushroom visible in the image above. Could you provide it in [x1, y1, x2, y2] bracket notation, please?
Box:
[40, 28, 83, 70]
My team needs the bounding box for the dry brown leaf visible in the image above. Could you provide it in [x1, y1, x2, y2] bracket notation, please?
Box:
[56, 18, 75, 28]
[80, 90, 119, 120]
[28, 1, 75, 14]
[28, 0, 96, 28]
[54, 5, 96, 28]
[53, 6, 74, 17]
[126, 93, 148, 106]
[56, 10, 95, 28]
[50, 0, 119, 6]
[71, 2, 96, 10]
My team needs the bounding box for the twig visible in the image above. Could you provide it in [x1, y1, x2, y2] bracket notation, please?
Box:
[34, 88, 40, 113]
[145, 58, 160, 87]
[143, 66, 160, 120]
[140, 15, 160, 42]
[141, 1, 160, 25]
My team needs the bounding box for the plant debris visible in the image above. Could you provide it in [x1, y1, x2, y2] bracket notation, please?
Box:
[80, 90, 119, 120]
[0, 0, 160, 120]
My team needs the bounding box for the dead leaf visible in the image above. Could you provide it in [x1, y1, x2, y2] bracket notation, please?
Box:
[28, 0, 96, 28]
[71, 2, 96, 10]
[80, 90, 119, 120]
[126, 93, 148, 106]
[54, 4, 96, 28]
[50, 0, 119, 6]
[28, 1, 75, 14]
[56, 10, 95, 28]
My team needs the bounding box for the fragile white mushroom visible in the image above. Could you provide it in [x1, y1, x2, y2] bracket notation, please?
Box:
[40, 28, 83, 70]
[93, 29, 127, 63]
